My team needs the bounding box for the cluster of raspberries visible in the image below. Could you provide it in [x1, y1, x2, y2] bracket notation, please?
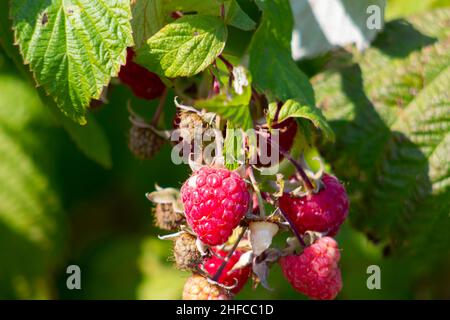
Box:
[120, 47, 350, 300]
[149, 165, 349, 300]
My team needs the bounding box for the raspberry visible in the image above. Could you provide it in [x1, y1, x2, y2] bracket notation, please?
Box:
[279, 174, 349, 236]
[202, 249, 251, 294]
[280, 237, 342, 300]
[181, 167, 250, 246]
[255, 118, 297, 167]
[173, 233, 202, 271]
[129, 124, 165, 160]
[119, 48, 165, 100]
[153, 203, 183, 231]
[182, 274, 231, 300]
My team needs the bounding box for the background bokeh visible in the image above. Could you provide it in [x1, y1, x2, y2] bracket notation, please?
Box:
[0, 0, 449, 299]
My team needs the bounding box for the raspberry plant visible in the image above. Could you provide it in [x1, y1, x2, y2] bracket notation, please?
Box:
[0, 0, 449, 300]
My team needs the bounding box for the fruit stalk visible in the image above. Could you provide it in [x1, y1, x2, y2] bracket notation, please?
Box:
[218, 55, 234, 73]
[212, 226, 247, 282]
[279, 148, 314, 191]
[248, 166, 266, 217]
[151, 87, 169, 126]
[258, 130, 314, 190]
[278, 207, 306, 248]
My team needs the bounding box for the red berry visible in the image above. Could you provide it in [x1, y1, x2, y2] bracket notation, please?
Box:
[202, 249, 251, 294]
[119, 48, 165, 100]
[255, 118, 297, 167]
[280, 237, 342, 300]
[279, 174, 349, 236]
[181, 167, 250, 246]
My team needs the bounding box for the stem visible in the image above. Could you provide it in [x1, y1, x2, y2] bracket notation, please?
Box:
[248, 167, 266, 218]
[218, 55, 234, 88]
[151, 87, 168, 126]
[218, 55, 234, 72]
[278, 147, 314, 191]
[212, 227, 247, 282]
[256, 130, 314, 190]
[278, 208, 306, 248]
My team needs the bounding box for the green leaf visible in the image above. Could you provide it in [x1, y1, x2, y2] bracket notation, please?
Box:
[226, 0, 256, 31]
[269, 99, 335, 142]
[313, 8, 450, 258]
[131, 0, 223, 51]
[249, 0, 315, 107]
[131, 0, 166, 50]
[136, 15, 227, 78]
[0, 63, 66, 299]
[165, 0, 224, 16]
[11, 0, 133, 124]
[0, 4, 112, 168]
[195, 66, 252, 129]
[48, 106, 112, 168]
[131, 0, 252, 53]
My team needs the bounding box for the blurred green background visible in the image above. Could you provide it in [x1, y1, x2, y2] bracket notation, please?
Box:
[0, 0, 449, 299]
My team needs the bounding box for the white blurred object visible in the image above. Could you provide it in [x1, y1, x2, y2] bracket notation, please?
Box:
[249, 221, 279, 256]
[291, 0, 386, 60]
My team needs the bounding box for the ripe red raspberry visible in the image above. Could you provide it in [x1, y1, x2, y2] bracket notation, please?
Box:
[255, 117, 297, 167]
[280, 237, 342, 300]
[181, 167, 250, 246]
[119, 48, 165, 100]
[279, 174, 349, 236]
[183, 274, 231, 300]
[202, 249, 251, 294]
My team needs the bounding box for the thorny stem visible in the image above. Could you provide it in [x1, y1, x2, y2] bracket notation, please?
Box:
[278, 207, 306, 248]
[212, 227, 247, 282]
[248, 166, 266, 218]
[151, 87, 168, 126]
